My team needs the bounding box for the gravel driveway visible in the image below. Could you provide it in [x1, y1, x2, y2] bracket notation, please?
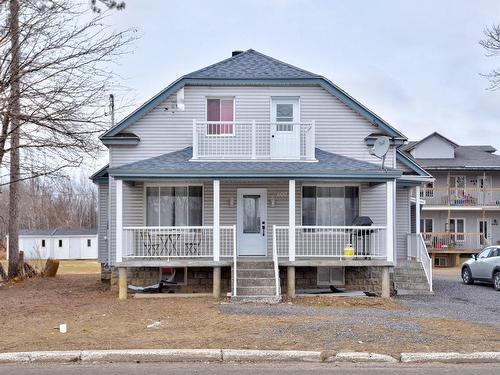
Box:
[221, 270, 500, 328]
[396, 270, 499, 327]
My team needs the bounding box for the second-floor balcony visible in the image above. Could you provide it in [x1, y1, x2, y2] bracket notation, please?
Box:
[421, 187, 500, 207]
[191, 120, 316, 161]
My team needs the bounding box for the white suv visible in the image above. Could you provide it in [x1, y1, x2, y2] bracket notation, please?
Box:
[461, 246, 500, 291]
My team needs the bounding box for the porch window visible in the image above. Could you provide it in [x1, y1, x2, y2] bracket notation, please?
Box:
[301, 186, 359, 226]
[146, 186, 202, 226]
[206, 98, 234, 135]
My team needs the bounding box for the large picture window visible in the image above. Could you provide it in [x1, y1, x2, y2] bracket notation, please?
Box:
[206, 98, 234, 135]
[302, 186, 359, 226]
[146, 186, 202, 226]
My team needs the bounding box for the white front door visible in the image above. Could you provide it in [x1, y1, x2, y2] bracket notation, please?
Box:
[271, 98, 300, 159]
[237, 188, 267, 256]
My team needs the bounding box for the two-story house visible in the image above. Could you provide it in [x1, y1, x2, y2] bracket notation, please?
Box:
[91, 49, 432, 300]
[402, 132, 500, 267]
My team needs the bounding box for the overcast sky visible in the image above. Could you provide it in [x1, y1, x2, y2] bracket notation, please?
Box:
[106, 0, 500, 151]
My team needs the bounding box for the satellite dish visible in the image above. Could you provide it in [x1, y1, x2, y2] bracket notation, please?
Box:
[369, 136, 391, 169]
[371, 136, 390, 158]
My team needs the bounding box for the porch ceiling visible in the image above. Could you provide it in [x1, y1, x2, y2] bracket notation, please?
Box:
[108, 147, 401, 180]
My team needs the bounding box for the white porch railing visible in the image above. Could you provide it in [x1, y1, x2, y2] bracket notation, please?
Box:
[192, 120, 316, 160]
[274, 225, 387, 259]
[123, 226, 235, 259]
[407, 233, 433, 292]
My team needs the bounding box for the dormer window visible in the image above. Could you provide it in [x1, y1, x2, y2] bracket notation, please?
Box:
[206, 98, 234, 135]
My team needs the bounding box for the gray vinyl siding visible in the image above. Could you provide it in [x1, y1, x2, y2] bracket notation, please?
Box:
[110, 85, 396, 168]
[396, 188, 410, 261]
[97, 183, 109, 263]
[359, 183, 387, 226]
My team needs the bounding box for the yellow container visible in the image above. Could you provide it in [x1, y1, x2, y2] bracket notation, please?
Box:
[343, 244, 355, 258]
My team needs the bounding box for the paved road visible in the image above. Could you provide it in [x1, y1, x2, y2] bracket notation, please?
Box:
[1, 363, 499, 375]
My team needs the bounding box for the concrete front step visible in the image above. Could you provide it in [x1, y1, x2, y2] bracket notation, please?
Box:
[396, 289, 434, 296]
[393, 275, 428, 283]
[236, 286, 276, 296]
[231, 295, 282, 303]
[393, 282, 430, 290]
[236, 269, 275, 278]
[236, 278, 276, 287]
[237, 262, 274, 270]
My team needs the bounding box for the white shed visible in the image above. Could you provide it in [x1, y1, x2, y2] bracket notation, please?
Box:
[6, 229, 98, 260]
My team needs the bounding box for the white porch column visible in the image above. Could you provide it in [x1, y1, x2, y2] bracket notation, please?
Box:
[213, 180, 220, 261]
[115, 179, 123, 263]
[415, 185, 421, 234]
[289, 179, 296, 261]
[386, 179, 395, 263]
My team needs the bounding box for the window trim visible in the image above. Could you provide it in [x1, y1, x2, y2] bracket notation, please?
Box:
[300, 183, 361, 226]
[143, 183, 204, 227]
[205, 97, 235, 137]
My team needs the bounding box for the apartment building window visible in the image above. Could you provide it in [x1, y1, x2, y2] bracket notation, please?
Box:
[420, 218, 433, 233]
[206, 98, 234, 135]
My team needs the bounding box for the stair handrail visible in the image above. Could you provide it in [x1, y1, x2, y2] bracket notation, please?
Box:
[417, 233, 433, 292]
[272, 225, 281, 297]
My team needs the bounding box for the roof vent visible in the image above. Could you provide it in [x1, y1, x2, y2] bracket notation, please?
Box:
[232, 50, 243, 57]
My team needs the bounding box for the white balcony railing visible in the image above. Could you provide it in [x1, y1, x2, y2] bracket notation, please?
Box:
[274, 225, 387, 259]
[421, 187, 500, 207]
[192, 120, 316, 160]
[422, 232, 487, 251]
[123, 226, 236, 258]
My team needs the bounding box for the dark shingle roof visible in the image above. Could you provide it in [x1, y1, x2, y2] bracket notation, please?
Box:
[415, 145, 500, 170]
[19, 229, 97, 236]
[184, 49, 321, 80]
[108, 147, 400, 179]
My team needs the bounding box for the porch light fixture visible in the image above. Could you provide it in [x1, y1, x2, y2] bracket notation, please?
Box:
[229, 197, 235, 207]
[493, 219, 498, 226]
[270, 198, 276, 208]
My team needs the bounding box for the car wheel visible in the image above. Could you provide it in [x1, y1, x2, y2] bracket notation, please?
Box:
[462, 267, 474, 285]
[494, 272, 500, 291]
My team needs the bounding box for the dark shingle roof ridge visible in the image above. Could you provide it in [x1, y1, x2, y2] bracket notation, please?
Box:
[245, 49, 321, 78]
[184, 49, 321, 79]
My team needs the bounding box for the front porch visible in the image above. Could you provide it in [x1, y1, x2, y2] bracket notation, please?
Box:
[113, 177, 396, 299]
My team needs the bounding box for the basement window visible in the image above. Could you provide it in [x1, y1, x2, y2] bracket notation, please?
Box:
[317, 267, 345, 286]
[160, 267, 187, 285]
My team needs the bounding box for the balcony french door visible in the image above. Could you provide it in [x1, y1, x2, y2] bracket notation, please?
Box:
[270, 98, 300, 159]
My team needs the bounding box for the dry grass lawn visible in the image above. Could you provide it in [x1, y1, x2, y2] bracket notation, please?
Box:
[0, 260, 100, 275]
[0, 274, 498, 356]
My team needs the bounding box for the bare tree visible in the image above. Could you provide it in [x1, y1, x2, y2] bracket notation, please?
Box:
[480, 24, 500, 89]
[0, 0, 135, 277]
